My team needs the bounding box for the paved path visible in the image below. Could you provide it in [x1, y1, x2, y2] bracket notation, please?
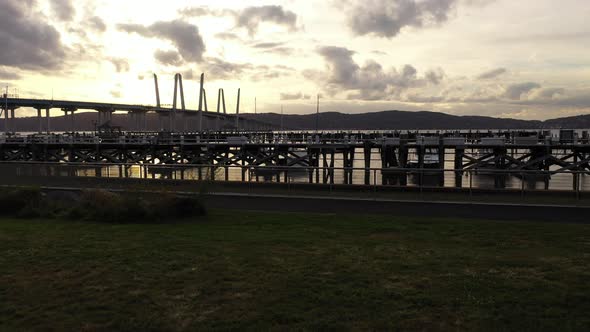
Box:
[3, 179, 589, 223]
[205, 193, 590, 223]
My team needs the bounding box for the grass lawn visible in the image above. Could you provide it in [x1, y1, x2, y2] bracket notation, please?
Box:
[1, 210, 590, 331]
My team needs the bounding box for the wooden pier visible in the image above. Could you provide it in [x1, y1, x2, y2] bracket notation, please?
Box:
[0, 130, 588, 191]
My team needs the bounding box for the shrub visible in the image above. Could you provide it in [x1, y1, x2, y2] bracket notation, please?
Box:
[0, 188, 206, 223]
[0, 187, 44, 218]
[150, 194, 207, 220]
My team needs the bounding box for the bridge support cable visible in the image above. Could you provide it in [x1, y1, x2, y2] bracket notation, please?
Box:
[153, 74, 161, 108]
[235, 88, 241, 131]
[198, 73, 204, 132]
[216, 89, 222, 131]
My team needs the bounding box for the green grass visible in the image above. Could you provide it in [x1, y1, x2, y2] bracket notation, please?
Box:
[1, 211, 590, 331]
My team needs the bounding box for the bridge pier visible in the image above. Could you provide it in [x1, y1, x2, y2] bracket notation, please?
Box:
[62, 108, 77, 133]
[45, 108, 51, 133]
[9, 108, 16, 133]
[36, 108, 42, 133]
[97, 109, 113, 128]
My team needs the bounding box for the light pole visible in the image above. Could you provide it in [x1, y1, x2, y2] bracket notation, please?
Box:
[280, 105, 284, 131]
[4, 86, 8, 134]
[315, 94, 320, 132]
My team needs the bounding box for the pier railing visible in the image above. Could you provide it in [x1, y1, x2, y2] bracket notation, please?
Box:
[0, 161, 587, 201]
[1, 133, 589, 146]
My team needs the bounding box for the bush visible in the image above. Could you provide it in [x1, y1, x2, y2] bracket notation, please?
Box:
[0, 187, 44, 218]
[150, 194, 207, 220]
[68, 190, 140, 223]
[0, 188, 206, 223]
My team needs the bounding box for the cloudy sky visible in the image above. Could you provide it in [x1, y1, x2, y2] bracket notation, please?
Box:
[1, 0, 589, 119]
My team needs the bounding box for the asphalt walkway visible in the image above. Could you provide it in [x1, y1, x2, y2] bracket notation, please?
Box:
[205, 192, 590, 223]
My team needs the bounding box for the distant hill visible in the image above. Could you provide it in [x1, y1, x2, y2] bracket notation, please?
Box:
[543, 114, 590, 129]
[242, 110, 587, 130]
[2, 109, 589, 132]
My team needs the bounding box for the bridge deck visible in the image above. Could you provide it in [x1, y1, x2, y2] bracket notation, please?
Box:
[1, 97, 234, 116]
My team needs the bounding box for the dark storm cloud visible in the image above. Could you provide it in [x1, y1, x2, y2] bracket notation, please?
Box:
[180, 5, 299, 36]
[315, 46, 441, 100]
[0, 0, 66, 70]
[504, 82, 541, 100]
[344, 0, 458, 38]
[117, 20, 205, 62]
[50, 0, 75, 21]
[477, 67, 507, 80]
[154, 50, 184, 66]
[280, 92, 311, 100]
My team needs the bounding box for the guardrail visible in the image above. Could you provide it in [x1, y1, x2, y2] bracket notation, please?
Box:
[0, 134, 589, 146]
[0, 161, 587, 196]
